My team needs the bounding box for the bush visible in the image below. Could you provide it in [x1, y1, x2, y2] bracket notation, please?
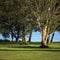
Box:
[0, 39, 10, 42]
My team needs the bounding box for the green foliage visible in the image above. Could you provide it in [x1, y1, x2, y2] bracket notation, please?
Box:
[0, 0, 60, 42]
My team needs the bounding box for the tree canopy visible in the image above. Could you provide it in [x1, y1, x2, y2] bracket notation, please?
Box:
[0, 0, 60, 47]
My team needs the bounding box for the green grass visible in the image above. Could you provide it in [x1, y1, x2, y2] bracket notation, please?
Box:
[0, 42, 60, 60]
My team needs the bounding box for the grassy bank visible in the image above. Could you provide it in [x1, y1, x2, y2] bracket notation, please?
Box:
[0, 42, 60, 60]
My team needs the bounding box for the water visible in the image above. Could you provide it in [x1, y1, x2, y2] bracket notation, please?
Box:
[0, 31, 60, 42]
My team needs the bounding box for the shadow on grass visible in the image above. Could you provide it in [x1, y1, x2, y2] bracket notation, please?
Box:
[0, 59, 5, 60]
[8, 45, 60, 49]
[0, 48, 60, 52]
[0, 44, 60, 52]
[0, 46, 60, 52]
[10, 45, 39, 48]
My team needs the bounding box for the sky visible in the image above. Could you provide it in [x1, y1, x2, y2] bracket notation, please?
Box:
[31, 31, 60, 42]
[0, 31, 60, 42]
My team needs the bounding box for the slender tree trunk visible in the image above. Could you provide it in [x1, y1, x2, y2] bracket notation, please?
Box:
[28, 31, 32, 42]
[28, 25, 33, 43]
[11, 31, 14, 42]
[47, 35, 50, 44]
[16, 37, 19, 42]
[15, 31, 20, 42]
[22, 25, 26, 44]
[51, 32, 55, 42]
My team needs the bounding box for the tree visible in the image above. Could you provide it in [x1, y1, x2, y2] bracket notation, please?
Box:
[0, 0, 60, 46]
[26, 14, 36, 43]
[25, 0, 60, 47]
[0, 0, 27, 43]
[50, 20, 60, 43]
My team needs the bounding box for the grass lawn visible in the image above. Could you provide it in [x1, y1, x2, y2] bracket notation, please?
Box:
[0, 42, 60, 60]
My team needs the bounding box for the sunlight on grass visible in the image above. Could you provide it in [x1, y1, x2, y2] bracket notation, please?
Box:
[0, 43, 60, 60]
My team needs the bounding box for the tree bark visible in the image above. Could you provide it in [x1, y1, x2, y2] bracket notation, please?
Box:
[47, 28, 50, 44]
[15, 30, 20, 42]
[11, 31, 14, 42]
[28, 31, 32, 43]
[22, 25, 26, 44]
[41, 27, 48, 46]
[28, 25, 33, 43]
[40, 25, 49, 48]
[16, 37, 19, 42]
[47, 35, 50, 44]
[51, 32, 55, 42]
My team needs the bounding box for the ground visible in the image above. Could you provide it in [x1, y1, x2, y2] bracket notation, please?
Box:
[0, 42, 60, 60]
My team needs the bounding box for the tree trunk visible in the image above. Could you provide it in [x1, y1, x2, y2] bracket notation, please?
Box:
[41, 26, 49, 48]
[47, 27, 50, 44]
[51, 32, 55, 42]
[15, 31, 20, 42]
[47, 35, 50, 44]
[16, 37, 19, 42]
[28, 25, 33, 43]
[28, 31, 32, 42]
[22, 25, 26, 44]
[11, 31, 14, 42]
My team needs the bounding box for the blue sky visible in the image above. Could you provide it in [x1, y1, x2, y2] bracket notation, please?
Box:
[30, 31, 60, 42]
[0, 31, 60, 42]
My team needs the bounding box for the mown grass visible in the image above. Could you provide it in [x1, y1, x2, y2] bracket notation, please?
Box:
[0, 42, 60, 60]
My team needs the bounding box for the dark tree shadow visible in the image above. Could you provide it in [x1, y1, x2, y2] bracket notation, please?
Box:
[10, 45, 39, 48]
[0, 59, 5, 60]
[0, 44, 60, 52]
[8, 45, 60, 49]
[0, 49, 60, 52]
